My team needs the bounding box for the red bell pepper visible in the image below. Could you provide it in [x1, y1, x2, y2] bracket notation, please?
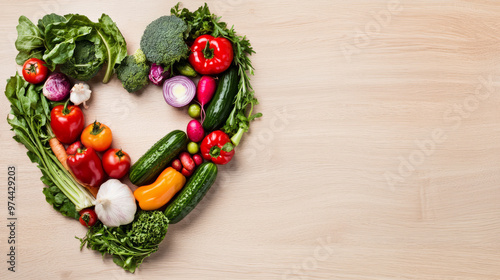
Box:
[67, 147, 105, 197]
[50, 101, 85, 144]
[188, 34, 234, 75]
[200, 131, 235, 165]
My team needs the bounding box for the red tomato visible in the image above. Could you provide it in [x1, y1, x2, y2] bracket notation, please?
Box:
[79, 208, 98, 228]
[102, 149, 131, 179]
[22, 58, 49, 84]
[81, 121, 113, 152]
[50, 104, 85, 144]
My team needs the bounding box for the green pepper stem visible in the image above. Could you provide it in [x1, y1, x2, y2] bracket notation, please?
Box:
[209, 146, 221, 158]
[62, 99, 70, 115]
[203, 40, 214, 59]
[231, 127, 246, 146]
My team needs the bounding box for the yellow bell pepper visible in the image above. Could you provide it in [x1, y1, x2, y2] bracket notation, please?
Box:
[134, 167, 186, 210]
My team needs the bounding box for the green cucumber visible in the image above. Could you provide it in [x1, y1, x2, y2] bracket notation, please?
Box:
[164, 162, 218, 223]
[129, 130, 188, 186]
[202, 66, 238, 131]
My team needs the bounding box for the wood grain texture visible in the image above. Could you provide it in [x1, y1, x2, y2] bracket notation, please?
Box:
[1, 0, 500, 279]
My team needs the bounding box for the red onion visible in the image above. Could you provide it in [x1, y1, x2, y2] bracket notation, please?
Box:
[149, 63, 169, 86]
[43, 72, 71, 101]
[162, 75, 196, 108]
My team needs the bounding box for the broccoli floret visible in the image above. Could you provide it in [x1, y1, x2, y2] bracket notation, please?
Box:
[116, 49, 150, 93]
[140, 15, 189, 67]
[128, 210, 169, 246]
[60, 40, 105, 81]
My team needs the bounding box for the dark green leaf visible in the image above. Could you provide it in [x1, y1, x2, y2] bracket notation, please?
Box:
[15, 16, 44, 52]
[95, 14, 128, 83]
[37, 13, 67, 35]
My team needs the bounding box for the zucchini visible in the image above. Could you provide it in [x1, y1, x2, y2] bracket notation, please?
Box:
[164, 162, 218, 223]
[129, 130, 188, 186]
[202, 66, 238, 131]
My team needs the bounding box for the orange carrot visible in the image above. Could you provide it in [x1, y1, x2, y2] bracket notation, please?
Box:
[49, 137, 69, 171]
[49, 137, 98, 198]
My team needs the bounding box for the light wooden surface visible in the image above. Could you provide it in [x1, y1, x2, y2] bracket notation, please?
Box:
[1, 0, 500, 279]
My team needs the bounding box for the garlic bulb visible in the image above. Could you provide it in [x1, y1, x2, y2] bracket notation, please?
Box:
[95, 179, 136, 227]
[70, 83, 91, 109]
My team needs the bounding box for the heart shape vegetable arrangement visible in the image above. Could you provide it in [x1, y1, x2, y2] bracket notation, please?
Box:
[5, 3, 261, 272]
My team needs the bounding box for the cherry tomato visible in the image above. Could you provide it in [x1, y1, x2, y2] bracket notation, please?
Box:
[81, 121, 113, 152]
[79, 208, 98, 228]
[50, 103, 85, 144]
[22, 58, 49, 84]
[102, 149, 131, 179]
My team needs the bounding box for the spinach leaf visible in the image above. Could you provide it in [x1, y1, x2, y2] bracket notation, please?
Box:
[37, 13, 67, 36]
[15, 16, 45, 65]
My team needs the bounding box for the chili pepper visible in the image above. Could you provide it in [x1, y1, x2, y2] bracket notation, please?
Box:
[200, 130, 235, 165]
[188, 34, 234, 75]
[67, 147, 105, 197]
[133, 167, 186, 211]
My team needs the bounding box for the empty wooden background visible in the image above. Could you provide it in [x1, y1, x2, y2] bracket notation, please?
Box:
[1, 0, 500, 279]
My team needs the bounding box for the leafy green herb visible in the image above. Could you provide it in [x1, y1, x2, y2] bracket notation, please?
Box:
[78, 211, 169, 273]
[172, 3, 262, 146]
[5, 73, 95, 214]
[42, 185, 79, 219]
[14, 13, 127, 83]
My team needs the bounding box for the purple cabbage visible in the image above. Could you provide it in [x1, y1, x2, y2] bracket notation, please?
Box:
[43, 73, 72, 101]
[149, 63, 170, 86]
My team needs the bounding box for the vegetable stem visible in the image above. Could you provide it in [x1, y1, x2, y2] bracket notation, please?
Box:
[231, 127, 245, 146]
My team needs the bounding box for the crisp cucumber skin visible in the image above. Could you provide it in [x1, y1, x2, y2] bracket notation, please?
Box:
[202, 67, 239, 131]
[164, 162, 218, 223]
[129, 130, 188, 186]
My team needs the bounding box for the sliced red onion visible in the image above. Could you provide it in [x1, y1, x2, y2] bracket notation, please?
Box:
[163, 75, 196, 108]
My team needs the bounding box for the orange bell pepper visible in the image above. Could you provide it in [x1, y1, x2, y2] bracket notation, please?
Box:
[133, 167, 186, 210]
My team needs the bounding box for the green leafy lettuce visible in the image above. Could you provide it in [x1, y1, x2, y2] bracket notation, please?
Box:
[14, 13, 127, 83]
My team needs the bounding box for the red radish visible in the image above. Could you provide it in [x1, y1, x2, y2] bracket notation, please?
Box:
[196, 76, 216, 122]
[181, 167, 193, 177]
[187, 120, 204, 142]
[179, 152, 195, 171]
[171, 159, 182, 171]
[193, 154, 203, 166]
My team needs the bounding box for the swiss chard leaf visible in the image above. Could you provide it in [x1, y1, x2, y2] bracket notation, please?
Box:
[95, 14, 128, 83]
